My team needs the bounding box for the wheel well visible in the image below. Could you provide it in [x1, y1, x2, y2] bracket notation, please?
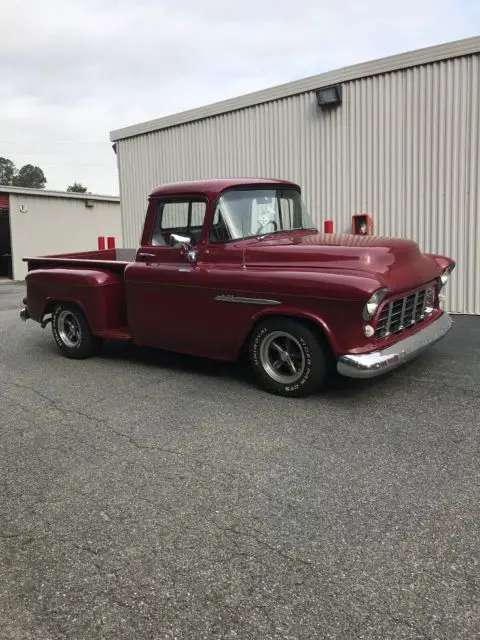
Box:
[42, 300, 86, 323]
[240, 314, 334, 362]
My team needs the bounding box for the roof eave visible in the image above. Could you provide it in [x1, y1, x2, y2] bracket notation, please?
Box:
[110, 35, 480, 142]
[0, 185, 120, 202]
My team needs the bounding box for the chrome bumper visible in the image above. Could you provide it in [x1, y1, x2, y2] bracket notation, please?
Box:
[337, 312, 453, 379]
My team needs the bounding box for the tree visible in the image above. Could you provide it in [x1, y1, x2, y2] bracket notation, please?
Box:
[0, 157, 15, 185]
[0, 156, 47, 189]
[67, 182, 88, 193]
[11, 164, 46, 189]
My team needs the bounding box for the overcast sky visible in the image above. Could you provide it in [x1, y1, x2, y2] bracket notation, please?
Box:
[0, 0, 478, 195]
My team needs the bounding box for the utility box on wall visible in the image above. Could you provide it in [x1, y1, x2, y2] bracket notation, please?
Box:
[352, 214, 373, 235]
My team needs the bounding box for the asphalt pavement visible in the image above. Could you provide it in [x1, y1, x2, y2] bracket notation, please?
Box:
[1, 282, 479, 640]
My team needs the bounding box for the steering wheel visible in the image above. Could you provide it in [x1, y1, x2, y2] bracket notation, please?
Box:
[256, 219, 278, 235]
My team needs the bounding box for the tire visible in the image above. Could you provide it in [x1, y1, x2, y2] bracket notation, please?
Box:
[248, 318, 329, 397]
[51, 303, 101, 359]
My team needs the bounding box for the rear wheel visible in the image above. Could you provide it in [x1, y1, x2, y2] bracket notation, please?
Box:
[51, 303, 101, 359]
[248, 318, 329, 397]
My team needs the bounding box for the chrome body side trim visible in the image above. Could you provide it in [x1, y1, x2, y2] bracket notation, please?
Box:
[214, 295, 281, 306]
[337, 312, 452, 379]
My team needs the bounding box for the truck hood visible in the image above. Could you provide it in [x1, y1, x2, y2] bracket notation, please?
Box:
[244, 231, 440, 293]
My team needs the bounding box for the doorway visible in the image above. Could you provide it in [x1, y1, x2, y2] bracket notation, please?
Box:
[0, 209, 12, 279]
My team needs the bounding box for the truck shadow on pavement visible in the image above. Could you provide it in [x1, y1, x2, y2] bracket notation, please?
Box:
[88, 336, 443, 400]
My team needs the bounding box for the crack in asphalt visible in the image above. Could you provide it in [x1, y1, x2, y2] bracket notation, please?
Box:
[212, 521, 316, 568]
[3, 377, 321, 511]
[1, 380, 337, 582]
[3, 379, 238, 478]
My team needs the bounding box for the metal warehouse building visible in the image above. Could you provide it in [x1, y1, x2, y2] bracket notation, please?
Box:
[0, 187, 122, 281]
[110, 36, 480, 315]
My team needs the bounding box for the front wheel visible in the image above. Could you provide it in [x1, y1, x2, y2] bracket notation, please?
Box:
[51, 303, 101, 359]
[248, 318, 329, 397]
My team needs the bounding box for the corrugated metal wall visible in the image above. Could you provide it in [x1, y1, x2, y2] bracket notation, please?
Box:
[9, 195, 122, 281]
[117, 53, 480, 314]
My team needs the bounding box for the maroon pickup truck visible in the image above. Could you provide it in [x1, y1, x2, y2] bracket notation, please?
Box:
[20, 178, 455, 397]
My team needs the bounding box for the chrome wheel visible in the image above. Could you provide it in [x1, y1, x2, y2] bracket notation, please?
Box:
[259, 330, 306, 384]
[57, 310, 82, 348]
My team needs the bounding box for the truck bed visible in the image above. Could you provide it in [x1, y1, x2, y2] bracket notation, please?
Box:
[23, 248, 138, 273]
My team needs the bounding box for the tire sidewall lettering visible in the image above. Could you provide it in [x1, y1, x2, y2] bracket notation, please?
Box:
[252, 326, 269, 367]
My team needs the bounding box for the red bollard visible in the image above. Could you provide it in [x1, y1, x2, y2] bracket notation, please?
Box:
[98, 236, 106, 250]
[324, 220, 334, 234]
[107, 236, 115, 249]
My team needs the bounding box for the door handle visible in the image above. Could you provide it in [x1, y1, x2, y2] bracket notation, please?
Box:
[138, 252, 156, 259]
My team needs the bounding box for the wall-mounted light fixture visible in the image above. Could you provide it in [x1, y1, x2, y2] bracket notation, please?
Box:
[316, 84, 342, 109]
[84, 199, 94, 208]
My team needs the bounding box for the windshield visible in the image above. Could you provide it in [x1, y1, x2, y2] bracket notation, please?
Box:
[210, 188, 317, 243]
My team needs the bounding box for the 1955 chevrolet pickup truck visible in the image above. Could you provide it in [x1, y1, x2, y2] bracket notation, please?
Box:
[20, 178, 455, 397]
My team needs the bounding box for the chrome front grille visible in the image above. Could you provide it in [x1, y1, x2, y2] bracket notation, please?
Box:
[375, 288, 432, 339]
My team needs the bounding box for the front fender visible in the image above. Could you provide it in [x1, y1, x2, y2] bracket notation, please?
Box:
[426, 254, 456, 276]
[247, 298, 370, 357]
[250, 306, 336, 349]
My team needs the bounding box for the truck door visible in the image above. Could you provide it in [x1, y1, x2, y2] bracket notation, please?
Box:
[125, 197, 212, 353]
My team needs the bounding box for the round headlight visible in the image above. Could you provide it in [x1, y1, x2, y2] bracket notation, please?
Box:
[425, 287, 436, 314]
[439, 263, 455, 287]
[363, 288, 388, 321]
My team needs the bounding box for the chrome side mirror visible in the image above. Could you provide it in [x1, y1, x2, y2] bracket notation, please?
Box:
[169, 233, 198, 264]
[169, 233, 191, 248]
[186, 248, 198, 264]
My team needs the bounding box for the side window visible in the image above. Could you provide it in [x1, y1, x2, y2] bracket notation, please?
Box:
[190, 202, 206, 227]
[162, 202, 189, 229]
[151, 200, 207, 246]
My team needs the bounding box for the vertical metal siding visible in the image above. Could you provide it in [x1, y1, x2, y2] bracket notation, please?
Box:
[117, 53, 479, 313]
[465, 54, 480, 315]
[9, 195, 122, 281]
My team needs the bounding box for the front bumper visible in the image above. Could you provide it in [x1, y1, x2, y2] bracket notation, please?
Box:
[337, 312, 452, 379]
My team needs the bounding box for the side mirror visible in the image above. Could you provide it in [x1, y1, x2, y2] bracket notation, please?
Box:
[169, 233, 191, 248]
[169, 233, 198, 264]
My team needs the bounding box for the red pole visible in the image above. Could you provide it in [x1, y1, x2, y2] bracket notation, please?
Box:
[324, 220, 334, 234]
[98, 236, 105, 250]
[107, 236, 115, 249]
